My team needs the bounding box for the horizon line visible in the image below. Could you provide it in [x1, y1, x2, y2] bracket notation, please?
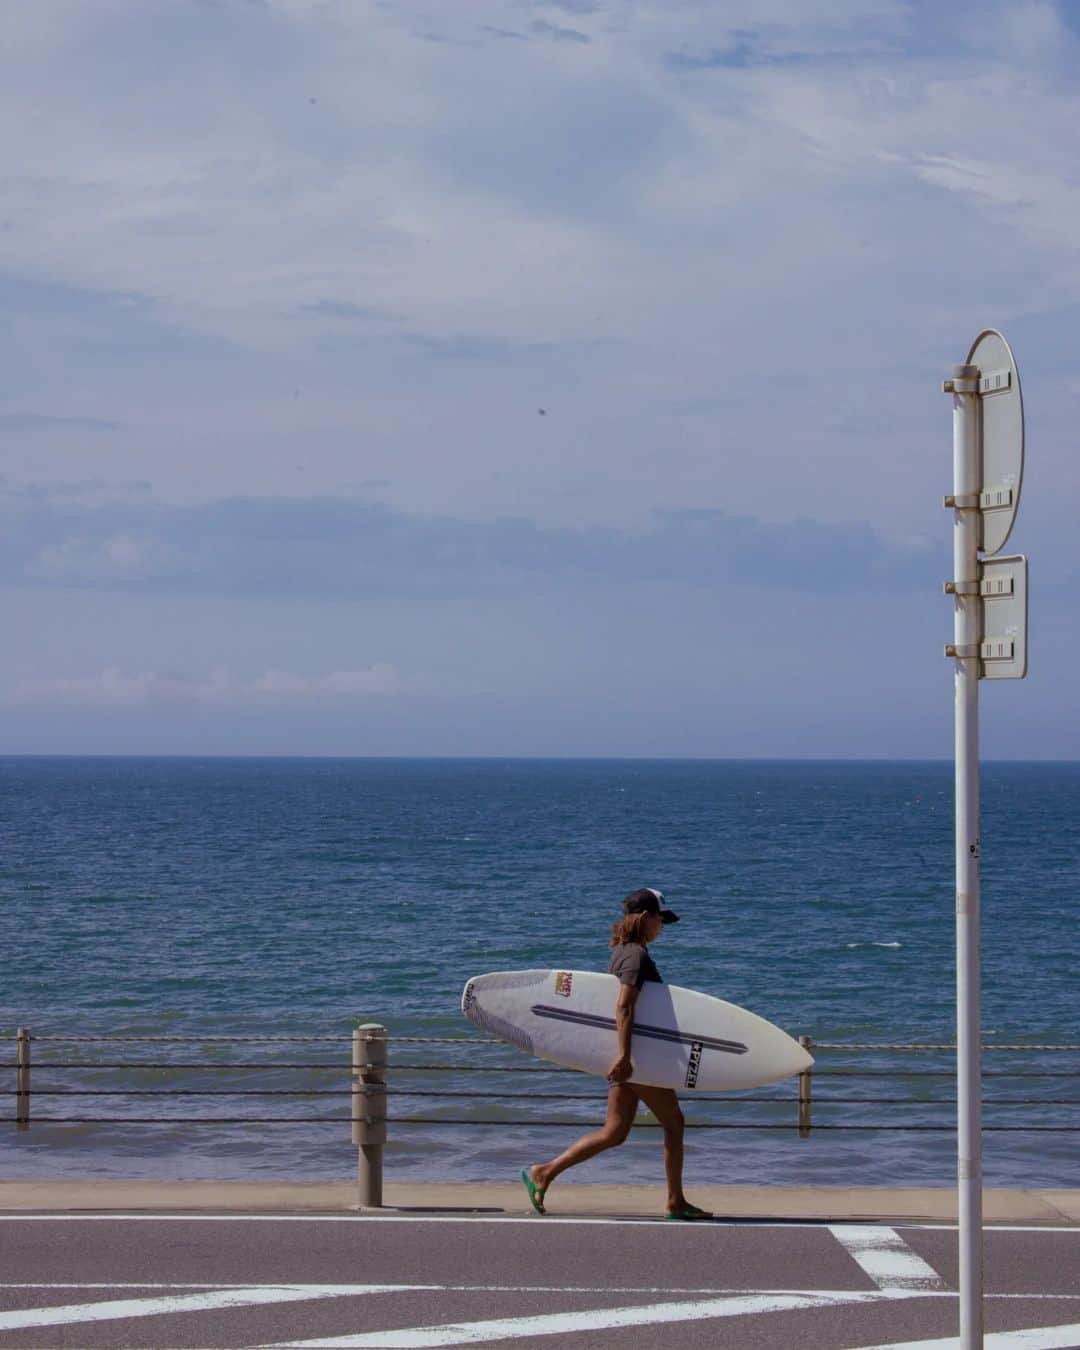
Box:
[2, 753, 1078, 766]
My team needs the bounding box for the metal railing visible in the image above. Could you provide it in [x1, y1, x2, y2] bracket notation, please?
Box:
[7, 1025, 1078, 1207]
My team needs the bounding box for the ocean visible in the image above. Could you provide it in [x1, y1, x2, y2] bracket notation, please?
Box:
[2, 756, 1077, 1188]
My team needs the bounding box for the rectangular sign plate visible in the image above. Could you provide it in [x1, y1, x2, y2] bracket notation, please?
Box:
[980, 554, 1027, 679]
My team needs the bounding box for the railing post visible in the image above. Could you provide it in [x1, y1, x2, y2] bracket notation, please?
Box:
[797, 1035, 812, 1138]
[352, 1024, 387, 1208]
[16, 1028, 31, 1131]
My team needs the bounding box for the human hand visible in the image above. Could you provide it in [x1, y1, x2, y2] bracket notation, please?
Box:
[606, 1055, 633, 1083]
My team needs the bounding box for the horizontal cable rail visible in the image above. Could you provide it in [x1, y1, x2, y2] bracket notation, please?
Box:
[357, 1119, 1079, 1133]
[812, 1042, 1080, 1052]
[26, 1089, 1079, 1103]
[8, 1028, 1078, 1153]
[19, 1089, 1080, 1106]
[23, 1035, 352, 1043]
[15, 1118, 1075, 1131]
[13, 1032, 1077, 1048]
[8, 1064, 1075, 1078]
[2, 1062, 348, 1070]
[806, 1069, 1077, 1078]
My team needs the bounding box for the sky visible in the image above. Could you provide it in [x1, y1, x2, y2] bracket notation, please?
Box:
[1, 0, 1078, 758]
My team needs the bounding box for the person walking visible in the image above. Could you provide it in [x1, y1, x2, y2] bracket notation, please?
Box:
[521, 887, 712, 1221]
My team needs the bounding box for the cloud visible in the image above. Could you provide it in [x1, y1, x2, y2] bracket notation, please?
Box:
[0, 492, 943, 600]
[889, 151, 1080, 275]
[530, 20, 590, 44]
[544, 0, 601, 13]
[8, 0, 1075, 360]
[1, 0, 1076, 758]
[8, 667, 234, 707]
[0, 412, 126, 432]
[0, 478, 152, 502]
[299, 300, 393, 322]
[7, 662, 420, 707]
[248, 664, 408, 696]
[2, 0, 1077, 545]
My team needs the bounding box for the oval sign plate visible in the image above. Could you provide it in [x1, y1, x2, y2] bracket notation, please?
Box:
[966, 328, 1023, 556]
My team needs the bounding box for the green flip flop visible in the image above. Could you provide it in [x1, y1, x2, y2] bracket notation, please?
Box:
[665, 1203, 713, 1221]
[520, 1167, 546, 1216]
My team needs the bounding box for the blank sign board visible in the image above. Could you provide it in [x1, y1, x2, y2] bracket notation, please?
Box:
[980, 554, 1028, 680]
[967, 329, 1024, 556]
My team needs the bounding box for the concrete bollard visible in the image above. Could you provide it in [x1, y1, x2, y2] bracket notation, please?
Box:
[352, 1024, 387, 1208]
[797, 1035, 813, 1138]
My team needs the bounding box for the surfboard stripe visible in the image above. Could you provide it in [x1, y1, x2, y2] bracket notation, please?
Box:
[530, 1005, 748, 1056]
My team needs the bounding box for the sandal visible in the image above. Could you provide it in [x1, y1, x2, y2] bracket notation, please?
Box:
[520, 1167, 546, 1216]
[665, 1203, 713, 1221]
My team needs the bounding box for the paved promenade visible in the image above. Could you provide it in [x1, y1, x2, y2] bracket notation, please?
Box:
[2, 1180, 1078, 1223]
[0, 1185, 1077, 1347]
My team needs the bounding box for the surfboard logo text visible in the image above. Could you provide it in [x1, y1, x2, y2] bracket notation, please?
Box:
[554, 971, 573, 998]
[685, 1040, 704, 1089]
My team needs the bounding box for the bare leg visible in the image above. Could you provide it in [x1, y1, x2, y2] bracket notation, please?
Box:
[529, 1084, 637, 1193]
[630, 1083, 707, 1214]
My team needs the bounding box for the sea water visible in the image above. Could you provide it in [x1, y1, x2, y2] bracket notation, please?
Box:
[2, 757, 1076, 1186]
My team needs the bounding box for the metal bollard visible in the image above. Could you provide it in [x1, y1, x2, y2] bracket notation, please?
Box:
[16, 1028, 30, 1132]
[352, 1024, 387, 1208]
[797, 1035, 812, 1138]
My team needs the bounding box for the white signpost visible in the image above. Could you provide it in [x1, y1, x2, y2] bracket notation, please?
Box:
[942, 330, 1028, 1350]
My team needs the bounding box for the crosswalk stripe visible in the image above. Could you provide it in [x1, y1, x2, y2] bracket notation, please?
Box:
[830, 1225, 949, 1291]
[851, 1319, 1080, 1349]
[266, 1288, 903, 1348]
[0, 1285, 423, 1332]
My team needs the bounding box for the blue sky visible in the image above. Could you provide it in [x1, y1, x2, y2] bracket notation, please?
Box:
[1, 0, 1077, 757]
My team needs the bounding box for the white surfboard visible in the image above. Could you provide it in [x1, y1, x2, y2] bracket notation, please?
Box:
[461, 968, 812, 1092]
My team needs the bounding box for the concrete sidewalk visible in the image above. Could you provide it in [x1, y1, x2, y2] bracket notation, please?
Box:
[1, 1181, 1077, 1224]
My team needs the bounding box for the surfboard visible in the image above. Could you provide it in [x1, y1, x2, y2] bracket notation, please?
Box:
[461, 969, 812, 1092]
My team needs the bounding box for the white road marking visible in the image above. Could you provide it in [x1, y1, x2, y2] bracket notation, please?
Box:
[852, 1320, 1080, 1349]
[830, 1225, 949, 1291]
[0, 1281, 1072, 1300]
[0, 1214, 1076, 1234]
[0, 1213, 746, 1226]
[992, 1296, 1080, 1302]
[1, 1279, 1074, 1346]
[0, 1282, 844, 1295]
[0, 1285, 425, 1333]
[266, 1289, 912, 1348]
[904, 1226, 1080, 1236]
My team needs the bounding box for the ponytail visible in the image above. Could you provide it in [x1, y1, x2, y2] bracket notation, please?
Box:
[610, 911, 652, 948]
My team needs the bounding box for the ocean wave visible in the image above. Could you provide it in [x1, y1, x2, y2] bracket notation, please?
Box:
[845, 941, 903, 949]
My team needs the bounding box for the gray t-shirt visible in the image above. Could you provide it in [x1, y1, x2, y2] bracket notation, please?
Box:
[608, 942, 662, 988]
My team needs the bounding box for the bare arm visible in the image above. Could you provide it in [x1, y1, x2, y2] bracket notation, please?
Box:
[607, 981, 639, 1083]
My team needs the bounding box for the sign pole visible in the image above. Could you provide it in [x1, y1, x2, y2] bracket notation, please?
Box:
[950, 363, 983, 1349]
[943, 329, 1026, 1350]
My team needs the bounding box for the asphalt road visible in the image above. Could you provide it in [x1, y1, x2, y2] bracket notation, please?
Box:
[1, 1214, 1078, 1348]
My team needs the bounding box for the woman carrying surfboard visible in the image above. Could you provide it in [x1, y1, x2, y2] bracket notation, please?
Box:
[521, 888, 712, 1222]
